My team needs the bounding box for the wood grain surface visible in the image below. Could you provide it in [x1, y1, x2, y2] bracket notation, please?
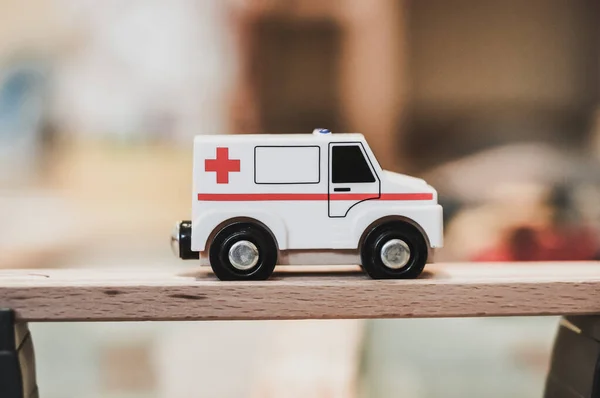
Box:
[1, 262, 600, 322]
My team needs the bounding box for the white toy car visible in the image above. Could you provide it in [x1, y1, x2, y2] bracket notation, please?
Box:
[172, 129, 443, 280]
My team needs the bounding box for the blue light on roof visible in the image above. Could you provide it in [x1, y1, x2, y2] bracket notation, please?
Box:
[313, 128, 331, 135]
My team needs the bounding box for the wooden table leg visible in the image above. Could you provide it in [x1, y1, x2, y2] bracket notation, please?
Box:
[0, 309, 38, 398]
[544, 316, 600, 398]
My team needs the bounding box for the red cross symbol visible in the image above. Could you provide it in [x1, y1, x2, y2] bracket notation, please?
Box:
[204, 147, 240, 184]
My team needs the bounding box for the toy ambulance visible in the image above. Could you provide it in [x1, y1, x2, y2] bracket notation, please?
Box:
[171, 128, 443, 280]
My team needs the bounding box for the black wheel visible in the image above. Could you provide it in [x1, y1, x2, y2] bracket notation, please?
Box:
[209, 222, 278, 281]
[360, 221, 428, 279]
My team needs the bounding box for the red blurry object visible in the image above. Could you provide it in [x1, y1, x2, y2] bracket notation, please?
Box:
[472, 225, 599, 262]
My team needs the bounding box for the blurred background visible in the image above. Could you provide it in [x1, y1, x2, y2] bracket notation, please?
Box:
[1, 0, 599, 396]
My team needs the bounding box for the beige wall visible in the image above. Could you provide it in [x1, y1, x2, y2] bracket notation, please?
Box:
[0, 0, 72, 59]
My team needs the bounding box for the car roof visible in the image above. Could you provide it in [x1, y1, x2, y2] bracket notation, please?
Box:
[194, 133, 366, 144]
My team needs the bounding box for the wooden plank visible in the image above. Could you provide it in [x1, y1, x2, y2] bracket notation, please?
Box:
[1, 262, 600, 322]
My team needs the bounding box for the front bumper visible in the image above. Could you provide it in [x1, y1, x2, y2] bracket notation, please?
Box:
[171, 220, 200, 260]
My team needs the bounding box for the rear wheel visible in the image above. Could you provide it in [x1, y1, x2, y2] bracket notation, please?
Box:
[209, 222, 278, 281]
[360, 221, 428, 279]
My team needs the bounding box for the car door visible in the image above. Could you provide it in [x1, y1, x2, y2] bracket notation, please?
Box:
[328, 142, 380, 217]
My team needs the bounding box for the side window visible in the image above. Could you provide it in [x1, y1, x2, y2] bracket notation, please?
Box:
[331, 145, 375, 183]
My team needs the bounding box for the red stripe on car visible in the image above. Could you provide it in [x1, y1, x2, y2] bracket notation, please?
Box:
[197, 193, 433, 201]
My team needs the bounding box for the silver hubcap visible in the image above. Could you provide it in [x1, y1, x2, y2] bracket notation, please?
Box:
[380, 239, 411, 269]
[228, 240, 259, 270]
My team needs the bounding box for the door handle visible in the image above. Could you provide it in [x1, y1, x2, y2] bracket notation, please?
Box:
[334, 187, 351, 192]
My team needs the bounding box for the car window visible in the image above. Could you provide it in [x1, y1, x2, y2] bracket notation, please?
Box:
[331, 145, 375, 183]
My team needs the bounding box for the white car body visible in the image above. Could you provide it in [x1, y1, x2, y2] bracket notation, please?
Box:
[189, 130, 443, 259]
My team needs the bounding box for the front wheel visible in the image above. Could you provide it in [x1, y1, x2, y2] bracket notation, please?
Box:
[360, 221, 428, 279]
[209, 222, 278, 281]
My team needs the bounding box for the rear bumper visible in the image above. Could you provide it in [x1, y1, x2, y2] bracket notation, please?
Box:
[171, 220, 200, 260]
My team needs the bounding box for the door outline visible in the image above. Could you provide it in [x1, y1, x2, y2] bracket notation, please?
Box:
[328, 141, 381, 218]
